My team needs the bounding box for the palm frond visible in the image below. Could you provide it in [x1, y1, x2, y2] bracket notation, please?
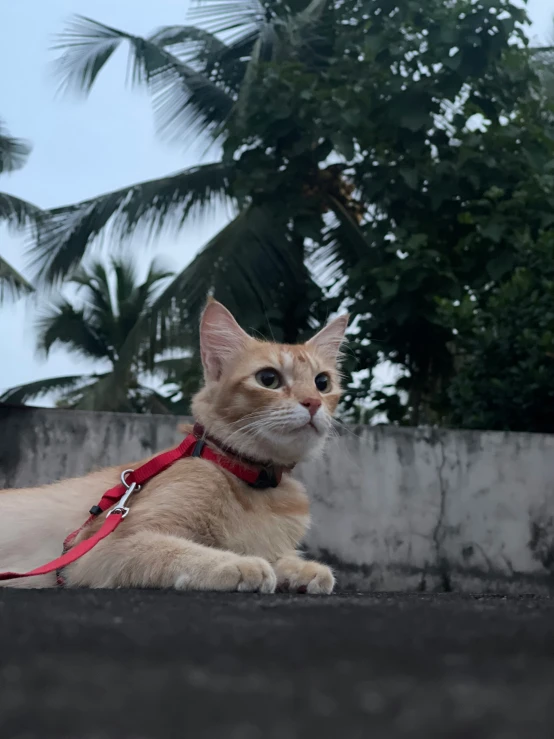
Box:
[72, 260, 115, 316]
[71, 262, 120, 357]
[0, 373, 102, 405]
[191, 0, 329, 119]
[234, 21, 281, 121]
[0, 191, 42, 231]
[187, 0, 275, 124]
[153, 354, 202, 388]
[4, 372, 149, 414]
[54, 15, 234, 143]
[0, 256, 34, 302]
[130, 257, 175, 321]
[35, 298, 111, 362]
[114, 204, 309, 370]
[308, 195, 370, 289]
[0, 120, 31, 175]
[29, 162, 236, 285]
[294, 0, 329, 27]
[147, 24, 250, 94]
[148, 24, 229, 65]
[142, 256, 175, 293]
[189, 0, 329, 52]
[59, 374, 171, 413]
[153, 354, 203, 415]
[326, 195, 369, 262]
[188, 0, 267, 38]
[110, 258, 140, 311]
[154, 204, 307, 323]
[116, 256, 175, 348]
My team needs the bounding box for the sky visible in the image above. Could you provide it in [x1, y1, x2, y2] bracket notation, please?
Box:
[0, 0, 552, 403]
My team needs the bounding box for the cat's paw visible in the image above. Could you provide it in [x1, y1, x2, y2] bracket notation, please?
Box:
[212, 555, 277, 593]
[274, 557, 335, 595]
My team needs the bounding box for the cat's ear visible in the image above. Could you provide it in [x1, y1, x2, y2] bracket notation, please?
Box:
[306, 314, 349, 364]
[199, 298, 251, 381]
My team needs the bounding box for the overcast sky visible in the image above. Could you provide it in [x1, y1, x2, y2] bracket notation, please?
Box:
[0, 0, 551, 402]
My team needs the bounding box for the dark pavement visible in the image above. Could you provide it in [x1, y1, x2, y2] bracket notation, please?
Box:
[1, 591, 554, 739]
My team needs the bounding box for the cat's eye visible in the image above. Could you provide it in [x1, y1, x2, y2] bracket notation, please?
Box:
[255, 368, 282, 390]
[315, 372, 331, 393]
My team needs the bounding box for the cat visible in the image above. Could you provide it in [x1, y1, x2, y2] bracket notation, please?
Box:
[0, 299, 348, 592]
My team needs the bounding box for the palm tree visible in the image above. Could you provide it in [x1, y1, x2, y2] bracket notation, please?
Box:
[0, 119, 41, 301]
[29, 1, 365, 373]
[0, 256, 190, 413]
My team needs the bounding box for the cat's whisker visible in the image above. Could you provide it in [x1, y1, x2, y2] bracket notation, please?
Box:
[222, 410, 301, 442]
[331, 417, 363, 439]
[224, 416, 296, 447]
[221, 419, 278, 449]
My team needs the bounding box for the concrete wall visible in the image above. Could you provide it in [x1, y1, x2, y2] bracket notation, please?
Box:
[2, 404, 554, 593]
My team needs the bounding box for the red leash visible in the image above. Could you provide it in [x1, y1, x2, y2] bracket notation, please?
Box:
[0, 427, 284, 584]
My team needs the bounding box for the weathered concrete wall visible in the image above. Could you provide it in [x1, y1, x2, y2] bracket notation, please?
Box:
[2, 405, 554, 593]
[297, 426, 554, 594]
[0, 405, 188, 488]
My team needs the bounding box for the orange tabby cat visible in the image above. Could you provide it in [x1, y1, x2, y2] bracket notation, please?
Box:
[0, 299, 348, 592]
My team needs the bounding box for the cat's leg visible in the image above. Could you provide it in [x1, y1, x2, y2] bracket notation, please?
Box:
[273, 553, 335, 595]
[65, 530, 277, 592]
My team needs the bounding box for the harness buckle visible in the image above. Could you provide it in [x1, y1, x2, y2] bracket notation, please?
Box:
[107, 469, 141, 519]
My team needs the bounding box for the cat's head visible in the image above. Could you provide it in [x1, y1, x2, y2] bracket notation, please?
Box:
[191, 299, 349, 466]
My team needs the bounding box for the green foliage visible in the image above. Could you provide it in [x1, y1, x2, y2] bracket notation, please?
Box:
[19, 1, 554, 426]
[0, 120, 31, 174]
[444, 235, 554, 433]
[0, 256, 33, 302]
[216, 0, 554, 425]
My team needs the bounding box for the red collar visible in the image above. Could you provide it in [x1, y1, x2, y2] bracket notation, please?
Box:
[191, 423, 293, 489]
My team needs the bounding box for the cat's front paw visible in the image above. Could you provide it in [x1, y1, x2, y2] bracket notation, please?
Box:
[212, 555, 277, 593]
[274, 556, 335, 595]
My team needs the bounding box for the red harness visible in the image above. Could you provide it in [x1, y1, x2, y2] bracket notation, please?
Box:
[0, 425, 286, 585]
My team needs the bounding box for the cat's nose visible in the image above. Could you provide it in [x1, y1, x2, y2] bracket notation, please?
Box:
[300, 398, 322, 417]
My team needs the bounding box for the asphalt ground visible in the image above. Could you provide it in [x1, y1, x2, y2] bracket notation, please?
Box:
[1, 590, 554, 739]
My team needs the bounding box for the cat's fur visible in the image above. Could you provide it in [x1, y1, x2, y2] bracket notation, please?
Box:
[0, 299, 348, 592]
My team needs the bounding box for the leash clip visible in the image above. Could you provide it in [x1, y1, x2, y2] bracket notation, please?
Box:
[107, 469, 141, 519]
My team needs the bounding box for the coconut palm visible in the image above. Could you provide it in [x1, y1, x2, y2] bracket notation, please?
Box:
[29, 1, 365, 372]
[0, 255, 191, 412]
[0, 119, 41, 301]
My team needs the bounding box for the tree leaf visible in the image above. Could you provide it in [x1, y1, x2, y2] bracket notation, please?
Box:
[0, 191, 42, 231]
[0, 256, 34, 302]
[400, 168, 419, 190]
[486, 251, 515, 281]
[399, 110, 429, 132]
[53, 15, 234, 144]
[377, 280, 399, 299]
[0, 373, 104, 405]
[0, 120, 31, 175]
[113, 203, 313, 372]
[29, 162, 236, 286]
[480, 222, 504, 243]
